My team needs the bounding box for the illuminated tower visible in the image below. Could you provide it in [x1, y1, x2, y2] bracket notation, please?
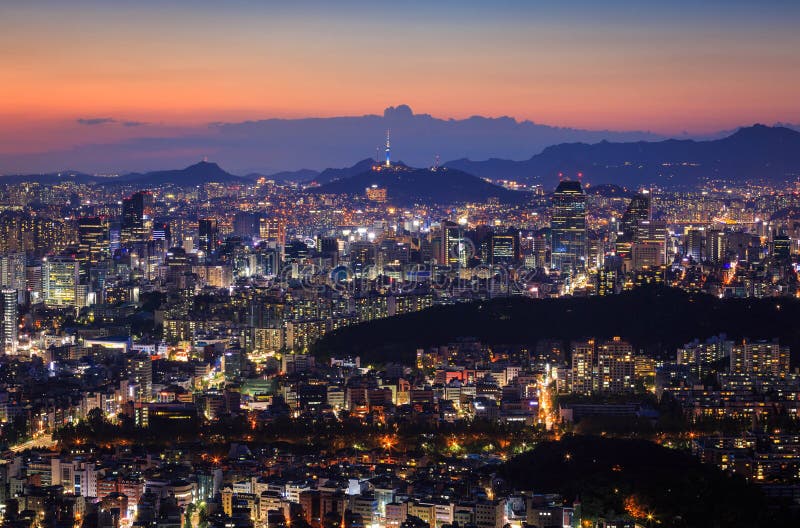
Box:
[384, 129, 391, 168]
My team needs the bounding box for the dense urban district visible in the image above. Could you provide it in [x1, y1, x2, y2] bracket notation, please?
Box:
[2, 133, 800, 528]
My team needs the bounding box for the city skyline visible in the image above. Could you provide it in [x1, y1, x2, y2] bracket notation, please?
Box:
[2, 3, 800, 527]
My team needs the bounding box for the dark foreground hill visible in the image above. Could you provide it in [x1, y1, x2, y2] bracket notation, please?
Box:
[498, 436, 785, 527]
[312, 287, 800, 365]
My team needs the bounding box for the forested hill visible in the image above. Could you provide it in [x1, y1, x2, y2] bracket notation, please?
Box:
[312, 287, 800, 365]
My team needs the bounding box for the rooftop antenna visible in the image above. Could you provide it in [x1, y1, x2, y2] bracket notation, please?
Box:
[433, 154, 440, 171]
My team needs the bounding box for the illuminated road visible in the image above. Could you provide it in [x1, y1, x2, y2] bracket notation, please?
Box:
[9, 434, 56, 453]
[538, 367, 559, 432]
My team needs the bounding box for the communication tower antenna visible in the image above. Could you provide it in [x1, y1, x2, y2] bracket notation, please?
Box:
[384, 129, 391, 167]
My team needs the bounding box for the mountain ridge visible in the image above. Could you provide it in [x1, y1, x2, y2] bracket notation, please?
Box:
[444, 124, 800, 188]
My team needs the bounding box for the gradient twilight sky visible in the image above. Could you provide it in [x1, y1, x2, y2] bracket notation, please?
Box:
[1, 0, 799, 161]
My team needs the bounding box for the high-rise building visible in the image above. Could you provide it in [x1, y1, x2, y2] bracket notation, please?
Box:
[127, 354, 153, 402]
[596, 337, 635, 393]
[571, 340, 595, 394]
[620, 192, 651, 240]
[440, 221, 469, 267]
[198, 218, 220, 260]
[706, 229, 726, 264]
[550, 181, 587, 272]
[121, 191, 153, 244]
[489, 230, 518, 266]
[152, 221, 171, 245]
[233, 212, 261, 238]
[772, 234, 791, 263]
[42, 256, 80, 307]
[685, 228, 705, 262]
[259, 217, 286, 245]
[78, 216, 109, 265]
[0, 253, 26, 293]
[730, 339, 790, 376]
[0, 289, 17, 354]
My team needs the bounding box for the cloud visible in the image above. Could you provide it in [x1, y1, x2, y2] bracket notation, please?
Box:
[122, 121, 147, 127]
[77, 117, 116, 126]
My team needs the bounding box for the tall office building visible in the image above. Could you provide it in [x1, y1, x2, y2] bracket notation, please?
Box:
[0, 253, 26, 293]
[0, 289, 17, 354]
[489, 230, 518, 266]
[440, 221, 469, 267]
[233, 212, 261, 238]
[570, 340, 595, 394]
[772, 234, 791, 263]
[685, 228, 705, 262]
[620, 191, 652, 239]
[259, 217, 286, 252]
[42, 256, 80, 307]
[705, 229, 726, 264]
[596, 337, 635, 393]
[198, 218, 220, 260]
[121, 191, 153, 244]
[550, 181, 587, 272]
[78, 216, 109, 265]
[152, 221, 171, 245]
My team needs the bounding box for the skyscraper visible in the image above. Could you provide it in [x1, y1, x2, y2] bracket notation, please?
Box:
[0, 289, 17, 354]
[489, 229, 519, 266]
[198, 218, 220, 260]
[550, 180, 587, 272]
[42, 256, 80, 307]
[259, 217, 286, 246]
[685, 228, 705, 262]
[121, 191, 153, 244]
[440, 221, 468, 267]
[78, 216, 109, 265]
[0, 253, 26, 293]
[620, 191, 651, 239]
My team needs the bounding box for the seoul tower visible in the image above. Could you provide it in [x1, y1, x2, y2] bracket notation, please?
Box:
[384, 129, 391, 168]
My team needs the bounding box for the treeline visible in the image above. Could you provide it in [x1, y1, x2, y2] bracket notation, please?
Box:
[313, 286, 800, 365]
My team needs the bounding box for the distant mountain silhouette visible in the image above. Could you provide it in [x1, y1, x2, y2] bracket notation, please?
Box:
[309, 158, 379, 185]
[309, 164, 525, 206]
[111, 161, 250, 186]
[256, 168, 319, 183]
[445, 124, 800, 188]
[0, 171, 104, 185]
